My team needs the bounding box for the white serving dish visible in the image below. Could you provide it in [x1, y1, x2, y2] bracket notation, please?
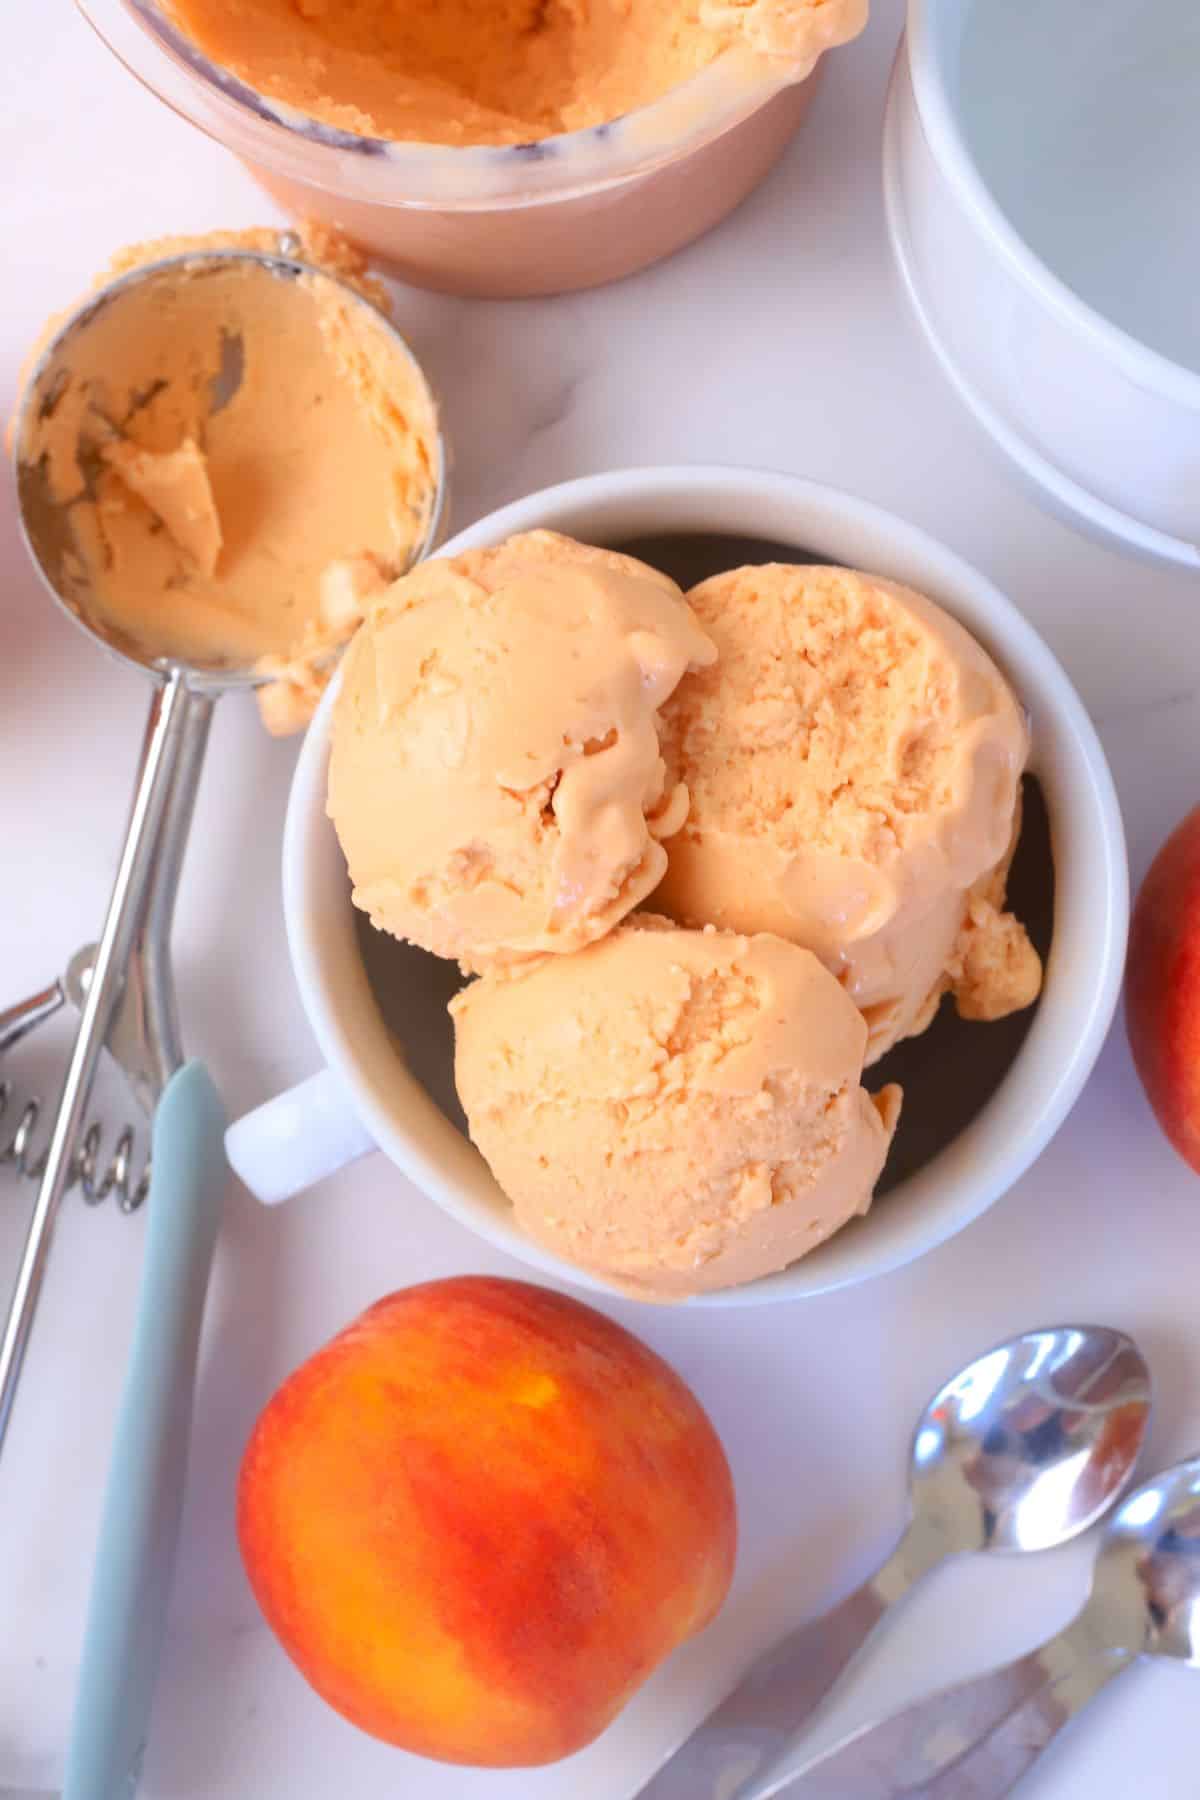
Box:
[884, 0, 1200, 569]
[226, 465, 1128, 1305]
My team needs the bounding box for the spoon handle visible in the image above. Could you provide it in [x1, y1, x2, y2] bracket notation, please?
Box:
[638, 1516, 942, 1800]
[767, 1622, 1133, 1797]
[723, 1513, 955, 1800]
[906, 1647, 1132, 1798]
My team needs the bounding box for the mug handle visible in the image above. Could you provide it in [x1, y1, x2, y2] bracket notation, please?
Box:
[225, 1067, 376, 1204]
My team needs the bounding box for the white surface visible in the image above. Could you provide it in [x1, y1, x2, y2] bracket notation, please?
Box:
[268, 465, 1127, 1304]
[2, 6, 1200, 1799]
[888, 4, 1200, 564]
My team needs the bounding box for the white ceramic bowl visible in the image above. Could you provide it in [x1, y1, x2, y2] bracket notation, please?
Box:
[226, 466, 1128, 1305]
[884, 0, 1200, 569]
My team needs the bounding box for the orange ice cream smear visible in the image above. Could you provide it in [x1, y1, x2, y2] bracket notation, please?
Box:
[452, 916, 901, 1299]
[656, 565, 1043, 1063]
[18, 227, 437, 733]
[102, 222, 393, 314]
[164, 0, 867, 147]
[328, 531, 716, 973]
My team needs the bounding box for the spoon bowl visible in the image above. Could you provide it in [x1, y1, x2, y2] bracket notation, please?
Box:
[910, 1325, 1152, 1555]
[1099, 1454, 1200, 1669]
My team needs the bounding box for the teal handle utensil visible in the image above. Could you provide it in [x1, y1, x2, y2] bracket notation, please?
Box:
[63, 1061, 226, 1800]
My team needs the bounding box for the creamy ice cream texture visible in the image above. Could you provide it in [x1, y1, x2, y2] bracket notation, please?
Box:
[325, 540, 1045, 1294]
[656, 564, 1043, 1062]
[452, 918, 901, 1301]
[328, 531, 716, 971]
[164, 0, 866, 147]
[17, 227, 438, 734]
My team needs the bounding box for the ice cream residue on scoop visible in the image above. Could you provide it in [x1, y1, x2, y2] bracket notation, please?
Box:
[16, 225, 438, 734]
[101, 436, 223, 577]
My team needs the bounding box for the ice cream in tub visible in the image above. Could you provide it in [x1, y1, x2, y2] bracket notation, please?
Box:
[77, 0, 868, 297]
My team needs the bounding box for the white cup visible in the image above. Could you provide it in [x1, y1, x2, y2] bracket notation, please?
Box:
[884, 0, 1200, 568]
[226, 466, 1127, 1305]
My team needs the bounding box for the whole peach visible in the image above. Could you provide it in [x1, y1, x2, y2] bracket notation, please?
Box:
[1126, 804, 1200, 1174]
[238, 1276, 736, 1766]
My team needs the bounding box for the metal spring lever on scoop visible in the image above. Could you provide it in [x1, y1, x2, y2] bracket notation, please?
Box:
[0, 677, 208, 1443]
[0, 678, 209, 1212]
[1, 946, 156, 1210]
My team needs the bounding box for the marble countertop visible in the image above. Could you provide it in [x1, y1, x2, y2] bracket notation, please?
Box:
[3, 4, 1200, 1797]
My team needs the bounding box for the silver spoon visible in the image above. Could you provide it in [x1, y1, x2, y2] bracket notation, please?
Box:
[639, 1325, 1151, 1800]
[778, 1451, 1200, 1798]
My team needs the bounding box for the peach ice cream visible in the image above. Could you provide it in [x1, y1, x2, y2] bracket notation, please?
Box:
[328, 532, 716, 973]
[656, 565, 1042, 1062]
[700, 0, 870, 64]
[164, 0, 867, 148]
[101, 436, 223, 578]
[452, 917, 901, 1299]
[14, 228, 438, 733]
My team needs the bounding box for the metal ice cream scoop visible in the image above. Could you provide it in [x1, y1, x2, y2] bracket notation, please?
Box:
[4, 243, 444, 1800]
[639, 1324, 1151, 1800]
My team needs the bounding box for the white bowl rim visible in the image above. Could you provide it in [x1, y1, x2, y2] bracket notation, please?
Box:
[284, 464, 1129, 1306]
[880, 70, 1200, 572]
[905, 0, 1200, 409]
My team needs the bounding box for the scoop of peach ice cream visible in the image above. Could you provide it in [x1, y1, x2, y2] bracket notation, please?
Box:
[452, 917, 900, 1300]
[328, 532, 716, 973]
[655, 565, 1042, 1063]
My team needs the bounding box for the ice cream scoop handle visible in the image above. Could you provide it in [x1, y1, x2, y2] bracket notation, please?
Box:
[0, 672, 194, 1454]
[62, 1062, 226, 1800]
